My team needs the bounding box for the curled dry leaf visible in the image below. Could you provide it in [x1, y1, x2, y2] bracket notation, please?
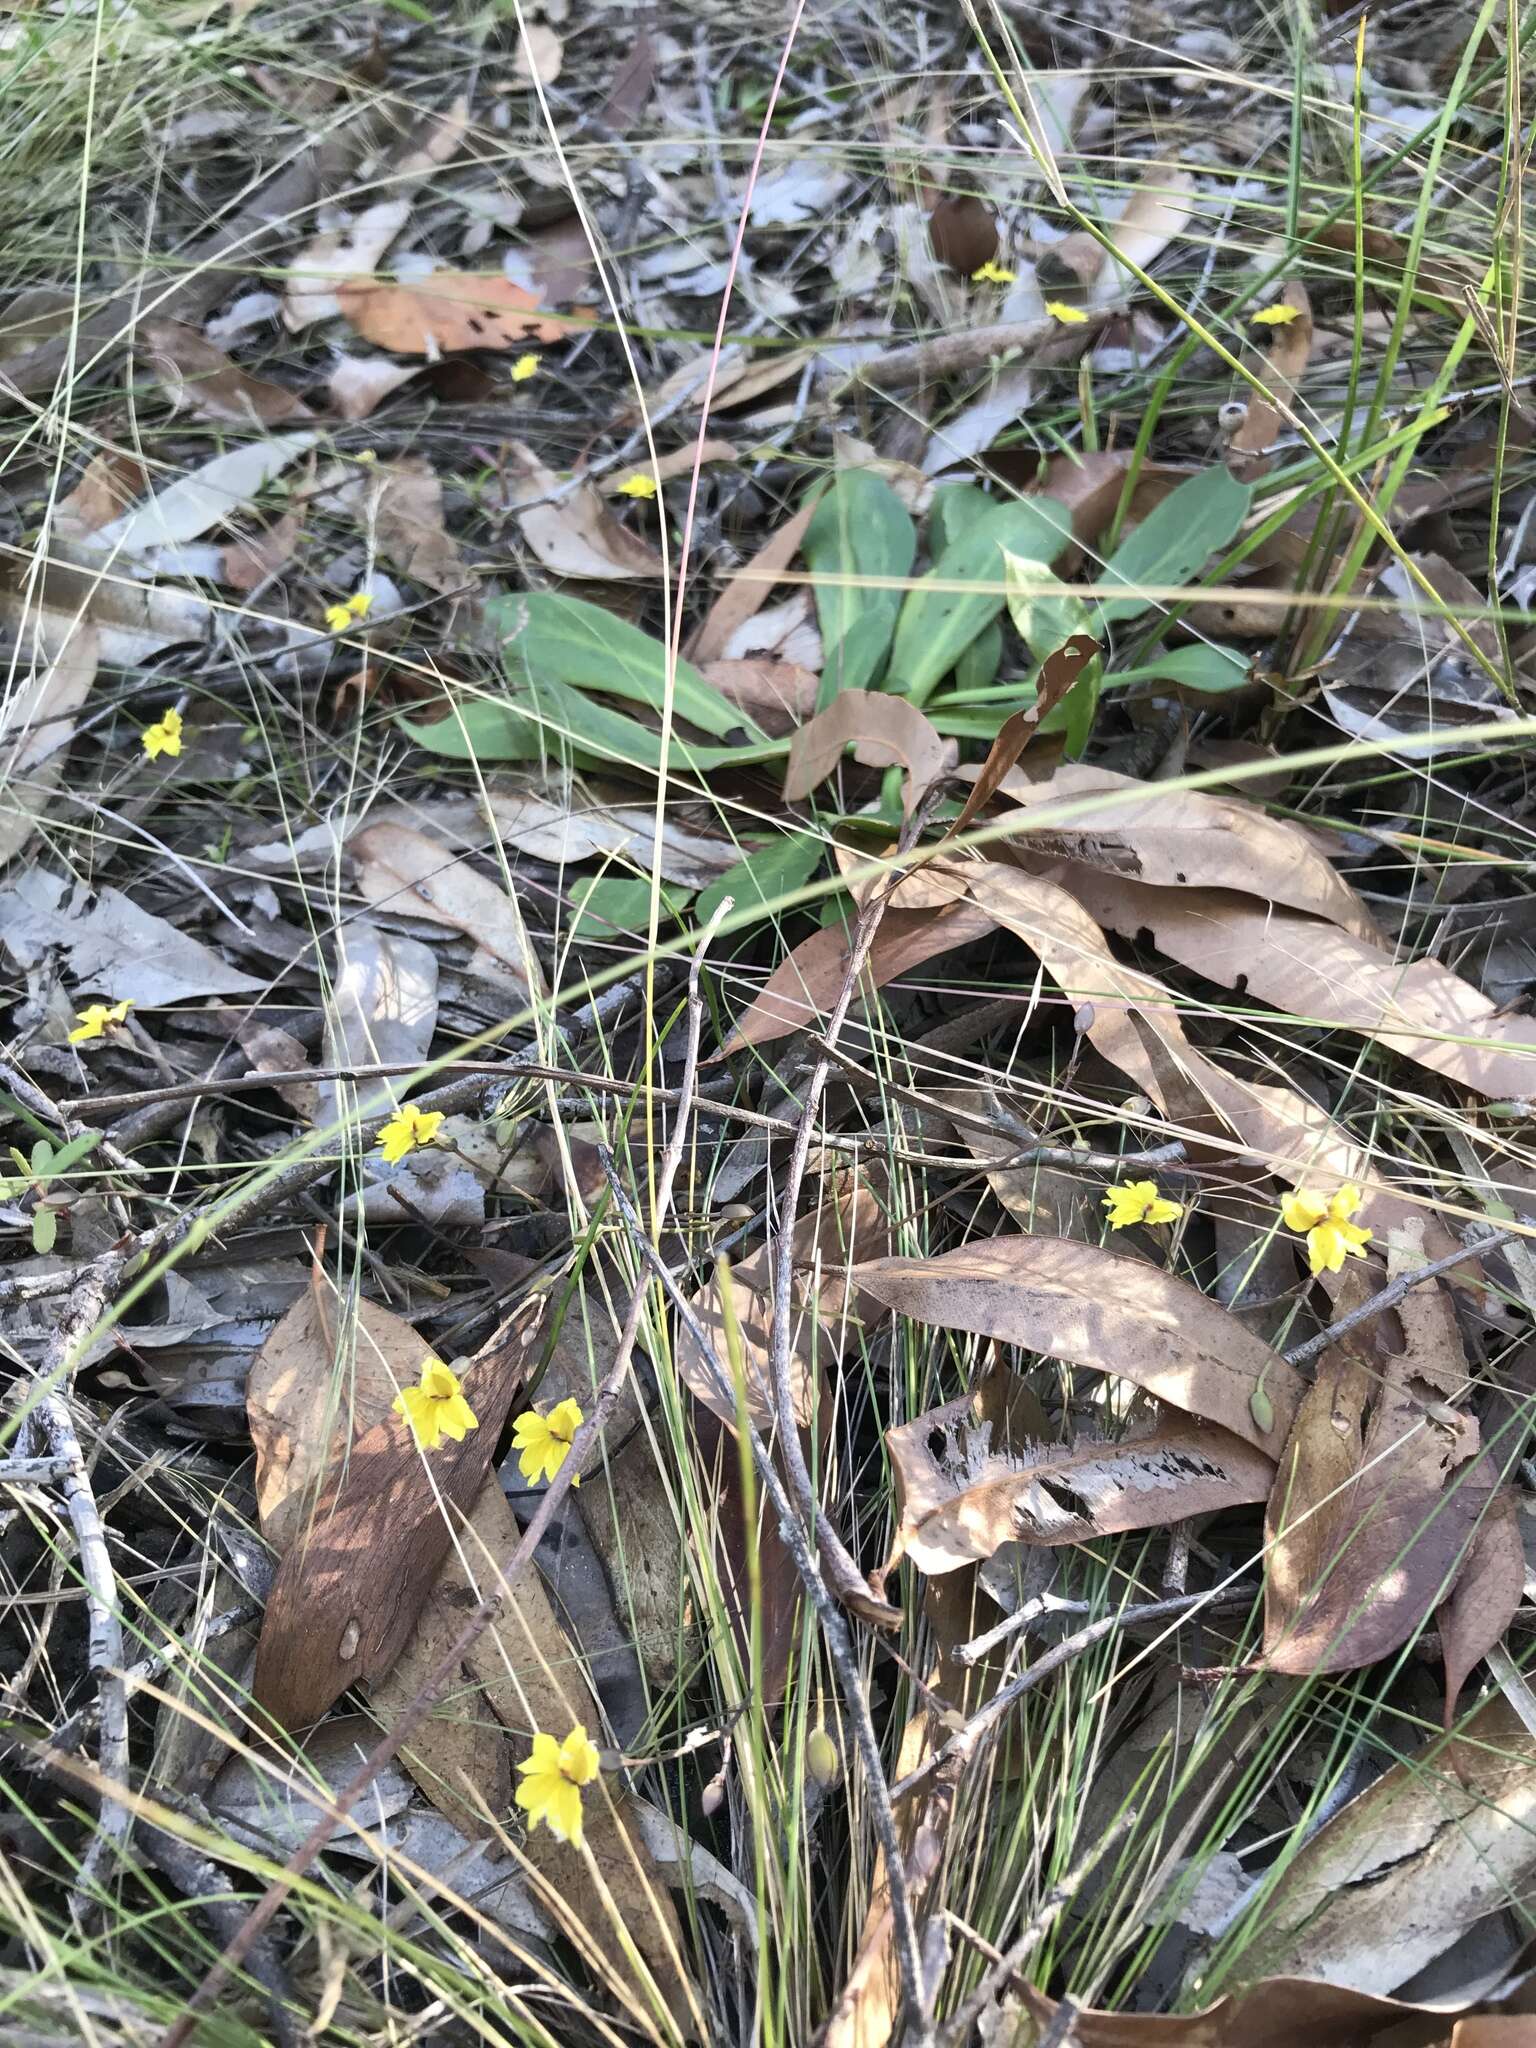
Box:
[885, 1394, 1275, 1576]
[943, 634, 1101, 842]
[336, 271, 588, 355]
[1264, 1245, 1482, 1677]
[688, 500, 816, 662]
[327, 353, 424, 421]
[508, 441, 663, 580]
[350, 820, 546, 1001]
[0, 627, 98, 866]
[784, 690, 955, 817]
[1232, 281, 1313, 460]
[987, 761, 1377, 936]
[855, 1236, 1301, 1456]
[142, 318, 312, 426]
[1438, 1478, 1524, 1729]
[1038, 166, 1196, 309]
[1056, 863, 1536, 1101]
[53, 450, 149, 541]
[698, 658, 819, 736]
[720, 894, 998, 1055]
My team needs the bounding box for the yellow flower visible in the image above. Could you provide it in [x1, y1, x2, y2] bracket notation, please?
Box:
[141, 708, 182, 759]
[1280, 1182, 1373, 1274]
[615, 472, 658, 499]
[376, 1102, 445, 1164]
[512, 1398, 584, 1487]
[972, 259, 1017, 284]
[392, 1356, 478, 1451]
[1252, 302, 1302, 326]
[511, 353, 540, 382]
[68, 998, 133, 1045]
[325, 590, 372, 631]
[516, 1725, 600, 1847]
[1103, 1179, 1184, 1229]
[1045, 299, 1090, 325]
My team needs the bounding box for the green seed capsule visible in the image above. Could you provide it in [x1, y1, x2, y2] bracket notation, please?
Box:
[806, 1728, 840, 1788]
[1250, 1386, 1275, 1434]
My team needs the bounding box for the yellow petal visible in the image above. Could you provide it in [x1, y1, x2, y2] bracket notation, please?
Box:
[616, 473, 658, 499]
[1045, 299, 1089, 324]
[347, 591, 373, 620]
[544, 1778, 584, 1846]
[523, 1733, 562, 1776]
[1144, 1195, 1184, 1225]
[1330, 1182, 1364, 1222]
[324, 603, 351, 631]
[547, 1398, 583, 1444]
[1251, 302, 1301, 325]
[1281, 1188, 1330, 1233]
[512, 353, 539, 381]
[420, 1359, 460, 1400]
[559, 1726, 600, 1784]
[437, 1393, 478, 1441]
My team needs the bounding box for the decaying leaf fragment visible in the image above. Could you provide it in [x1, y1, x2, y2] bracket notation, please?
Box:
[337, 271, 588, 355]
[884, 1394, 1275, 1576]
[783, 691, 954, 817]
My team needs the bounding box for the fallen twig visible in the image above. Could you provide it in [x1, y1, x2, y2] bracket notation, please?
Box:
[1281, 1227, 1513, 1368]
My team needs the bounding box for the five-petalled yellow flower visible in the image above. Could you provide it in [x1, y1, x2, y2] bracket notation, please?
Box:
[1251, 303, 1302, 326]
[1281, 1183, 1373, 1274]
[324, 590, 374, 632]
[376, 1102, 445, 1165]
[1045, 299, 1090, 325]
[615, 472, 658, 499]
[393, 1357, 478, 1451]
[511, 353, 540, 382]
[516, 1725, 600, 1847]
[1103, 1180, 1183, 1229]
[512, 1399, 583, 1487]
[972, 259, 1017, 284]
[68, 998, 133, 1045]
[142, 708, 182, 760]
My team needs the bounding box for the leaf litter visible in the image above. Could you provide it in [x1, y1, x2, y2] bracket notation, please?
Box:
[5, 9, 1536, 2048]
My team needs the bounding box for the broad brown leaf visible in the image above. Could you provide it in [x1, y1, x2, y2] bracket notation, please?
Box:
[349, 820, 545, 1000]
[985, 760, 1376, 936]
[720, 895, 998, 1054]
[1438, 1479, 1524, 1730]
[1264, 1251, 1482, 1676]
[249, 1284, 545, 1727]
[336, 270, 588, 354]
[1059, 863, 1536, 1101]
[854, 1237, 1303, 1457]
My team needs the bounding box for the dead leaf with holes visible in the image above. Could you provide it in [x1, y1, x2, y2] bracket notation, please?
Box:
[883, 1393, 1275, 1578]
[784, 691, 955, 817]
[336, 271, 589, 356]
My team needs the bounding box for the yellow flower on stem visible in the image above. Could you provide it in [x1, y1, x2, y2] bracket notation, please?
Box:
[1251, 302, 1302, 326]
[516, 1725, 600, 1847]
[971, 259, 1017, 284]
[392, 1357, 478, 1451]
[1280, 1182, 1373, 1274]
[376, 1102, 445, 1165]
[141, 709, 183, 760]
[1045, 299, 1090, 325]
[68, 999, 133, 1045]
[511, 353, 540, 382]
[1102, 1180, 1183, 1229]
[615, 472, 658, 499]
[512, 1398, 584, 1487]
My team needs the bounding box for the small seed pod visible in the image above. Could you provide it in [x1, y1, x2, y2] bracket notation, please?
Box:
[806, 1727, 842, 1789]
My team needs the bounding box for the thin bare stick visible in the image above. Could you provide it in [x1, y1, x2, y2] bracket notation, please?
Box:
[598, 1166, 934, 2044]
[890, 1590, 1251, 1808]
[936, 1811, 1139, 2047]
[1282, 1227, 1513, 1368]
[155, 911, 725, 2048]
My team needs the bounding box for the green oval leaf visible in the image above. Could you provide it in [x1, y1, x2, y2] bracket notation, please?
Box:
[697, 831, 824, 930]
[1096, 468, 1253, 626]
[803, 471, 916, 708]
